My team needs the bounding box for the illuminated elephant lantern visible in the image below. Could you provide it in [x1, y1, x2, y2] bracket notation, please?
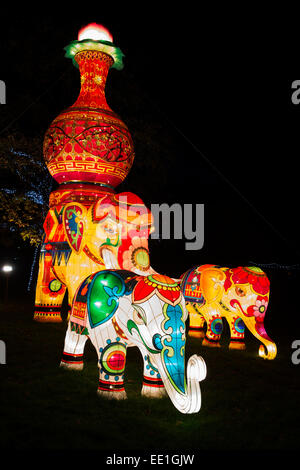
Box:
[60, 270, 207, 414]
[180, 264, 277, 360]
[34, 191, 155, 322]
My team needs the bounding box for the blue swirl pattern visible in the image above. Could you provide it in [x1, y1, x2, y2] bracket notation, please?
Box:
[161, 303, 186, 394]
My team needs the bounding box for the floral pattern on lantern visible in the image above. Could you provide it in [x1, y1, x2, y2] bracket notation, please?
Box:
[122, 237, 150, 273]
[249, 297, 269, 322]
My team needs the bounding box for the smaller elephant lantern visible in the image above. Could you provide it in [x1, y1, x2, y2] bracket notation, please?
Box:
[180, 264, 277, 360]
[60, 270, 207, 414]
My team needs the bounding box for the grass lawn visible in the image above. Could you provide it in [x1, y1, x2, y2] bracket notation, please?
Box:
[0, 275, 299, 457]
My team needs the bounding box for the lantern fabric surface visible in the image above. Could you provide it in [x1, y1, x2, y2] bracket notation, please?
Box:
[60, 270, 207, 414]
[180, 264, 277, 360]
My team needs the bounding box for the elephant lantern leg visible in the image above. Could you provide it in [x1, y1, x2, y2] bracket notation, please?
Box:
[227, 315, 246, 350]
[186, 303, 206, 339]
[141, 353, 167, 398]
[34, 250, 67, 322]
[60, 321, 88, 370]
[97, 338, 128, 400]
[201, 305, 223, 348]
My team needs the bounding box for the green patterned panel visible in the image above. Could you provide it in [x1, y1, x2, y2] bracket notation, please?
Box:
[88, 271, 126, 328]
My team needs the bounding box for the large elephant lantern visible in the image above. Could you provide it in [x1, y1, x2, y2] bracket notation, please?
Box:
[34, 190, 156, 322]
[180, 264, 277, 360]
[60, 270, 207, 414]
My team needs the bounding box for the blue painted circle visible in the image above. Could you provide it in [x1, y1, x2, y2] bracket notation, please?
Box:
[235, 318, 245, 333]
[211, 318, 223, 335]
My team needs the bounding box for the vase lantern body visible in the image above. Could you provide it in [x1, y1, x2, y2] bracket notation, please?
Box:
[43, 50, 134, 189]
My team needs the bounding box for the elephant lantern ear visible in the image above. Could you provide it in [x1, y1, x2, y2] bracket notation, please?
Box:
[200, 267, 226, 303]
[63, 203, 86, 253]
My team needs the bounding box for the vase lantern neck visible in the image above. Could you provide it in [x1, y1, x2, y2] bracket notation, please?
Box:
[72, 50, 114, 111]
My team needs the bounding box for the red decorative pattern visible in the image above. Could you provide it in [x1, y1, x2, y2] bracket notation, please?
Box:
[49, 184, 115, 208]
[224, 266, 270, 296]
[133, 274, 182, 306]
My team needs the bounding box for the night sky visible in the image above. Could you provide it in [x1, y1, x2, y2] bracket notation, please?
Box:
[0, 6, 299, 279]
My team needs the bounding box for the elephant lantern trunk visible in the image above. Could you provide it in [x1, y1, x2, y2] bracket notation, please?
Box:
[125, 275, 207, 414]
[233, 303, 277, 360]
[152, 352, 207, 414]
[225, 266, 277, 360]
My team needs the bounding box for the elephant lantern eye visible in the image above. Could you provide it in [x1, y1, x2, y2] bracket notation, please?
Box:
[133, 306, 147, 325]
[104, 225, 116, 235]
[235, 286, 246, 297]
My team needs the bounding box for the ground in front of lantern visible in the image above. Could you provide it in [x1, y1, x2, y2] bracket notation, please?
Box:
[0, 286, 299, 453]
